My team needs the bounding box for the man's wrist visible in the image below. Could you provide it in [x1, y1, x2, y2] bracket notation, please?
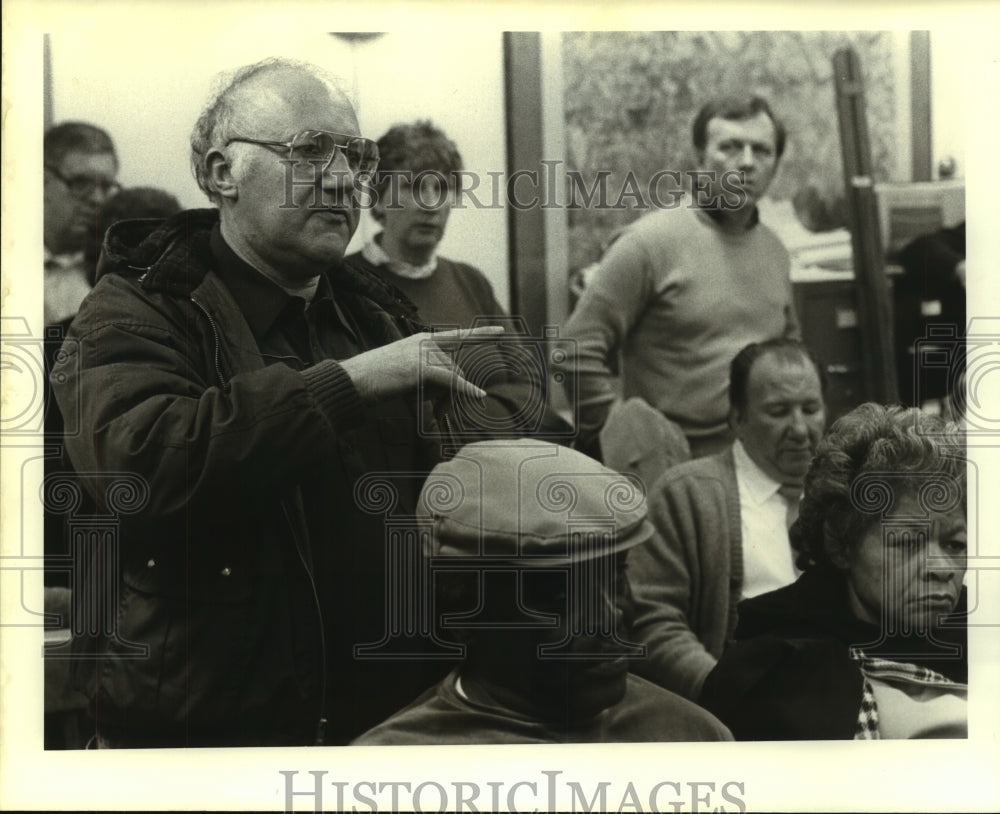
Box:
[302, 359, 366, 428]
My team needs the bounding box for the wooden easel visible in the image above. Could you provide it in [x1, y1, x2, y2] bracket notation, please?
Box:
[833, 47, 900, 405]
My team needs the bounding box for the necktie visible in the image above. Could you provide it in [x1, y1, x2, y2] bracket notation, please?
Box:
[777, 483, 802, 530]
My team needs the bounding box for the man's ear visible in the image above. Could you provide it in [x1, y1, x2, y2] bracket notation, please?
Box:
[206, 148, 239, 202]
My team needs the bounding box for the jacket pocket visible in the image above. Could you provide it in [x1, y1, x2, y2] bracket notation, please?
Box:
[121, 546, 252, 602]
[100, 530, 262, 727]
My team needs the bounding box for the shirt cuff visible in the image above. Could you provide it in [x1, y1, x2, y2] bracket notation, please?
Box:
[301, 359, 365, 430]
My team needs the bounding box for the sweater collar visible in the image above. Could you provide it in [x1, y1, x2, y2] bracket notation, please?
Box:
[361, 233, 438, 279]
[694, 200, 761, 233]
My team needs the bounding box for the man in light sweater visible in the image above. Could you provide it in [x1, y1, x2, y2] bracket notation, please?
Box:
[628, 339, 826, 701]
[562, 95, 800, 461]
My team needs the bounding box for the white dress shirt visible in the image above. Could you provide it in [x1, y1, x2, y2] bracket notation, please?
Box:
[44, 248, 92, 326]
[732, 439, 801, 599]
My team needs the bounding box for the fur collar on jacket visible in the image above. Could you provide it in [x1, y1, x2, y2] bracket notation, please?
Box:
[96, 208, 427, 336]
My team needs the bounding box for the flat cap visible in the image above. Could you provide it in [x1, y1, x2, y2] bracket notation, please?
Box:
[418, 439, 652, 564]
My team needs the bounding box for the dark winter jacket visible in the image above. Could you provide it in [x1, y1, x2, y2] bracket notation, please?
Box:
[699, 567, 967, 740]
[51, 209, 455, 746]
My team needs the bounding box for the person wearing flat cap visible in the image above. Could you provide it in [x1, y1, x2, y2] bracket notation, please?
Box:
[352, 439, 732, 744]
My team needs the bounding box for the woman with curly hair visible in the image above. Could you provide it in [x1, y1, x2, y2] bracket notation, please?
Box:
[699, 403, 968, 739]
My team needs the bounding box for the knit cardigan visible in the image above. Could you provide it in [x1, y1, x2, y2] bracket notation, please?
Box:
[628, 448, 743, 701]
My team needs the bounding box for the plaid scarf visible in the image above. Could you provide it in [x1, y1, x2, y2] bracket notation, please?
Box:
[850, 649, 959, 739]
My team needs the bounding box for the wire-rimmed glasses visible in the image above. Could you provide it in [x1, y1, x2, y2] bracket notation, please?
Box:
[226, 129, 379, 176]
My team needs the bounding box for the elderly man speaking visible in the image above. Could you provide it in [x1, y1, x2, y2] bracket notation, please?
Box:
[50, 58, 501, 748]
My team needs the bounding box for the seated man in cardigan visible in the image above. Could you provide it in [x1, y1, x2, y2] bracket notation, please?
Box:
[628, 338, 826, 700]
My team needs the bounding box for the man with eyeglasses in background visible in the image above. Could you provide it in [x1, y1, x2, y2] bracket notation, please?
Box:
[51, 57, 502, 747]
[43, 122, 120, 329]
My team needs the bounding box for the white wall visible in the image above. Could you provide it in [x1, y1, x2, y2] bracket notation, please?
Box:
[929, 29, 966, 180]
[49, 28, 510, 307]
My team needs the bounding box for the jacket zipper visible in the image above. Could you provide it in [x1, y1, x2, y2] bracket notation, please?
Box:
[191, 292, 329, 745]
[190, 296, 227, 386]
[282, 501, 329, 746]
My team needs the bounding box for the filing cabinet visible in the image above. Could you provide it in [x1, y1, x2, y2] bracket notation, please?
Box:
[793, 277, 871, 423]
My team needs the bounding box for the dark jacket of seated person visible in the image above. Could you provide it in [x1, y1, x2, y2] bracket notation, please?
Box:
[699, 403, 968, 740]
[352, 439, 732, 745]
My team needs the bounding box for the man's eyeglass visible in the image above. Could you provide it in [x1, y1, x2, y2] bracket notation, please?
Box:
[45, 165, 122, 199]
[226, 129, 380, 175]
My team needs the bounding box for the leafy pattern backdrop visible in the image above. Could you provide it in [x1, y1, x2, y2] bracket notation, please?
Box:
[562, 31, 898, 271]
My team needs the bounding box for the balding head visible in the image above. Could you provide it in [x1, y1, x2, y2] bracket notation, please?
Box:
[191, 58, 366, 283]
[190, 58, 353, 205]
